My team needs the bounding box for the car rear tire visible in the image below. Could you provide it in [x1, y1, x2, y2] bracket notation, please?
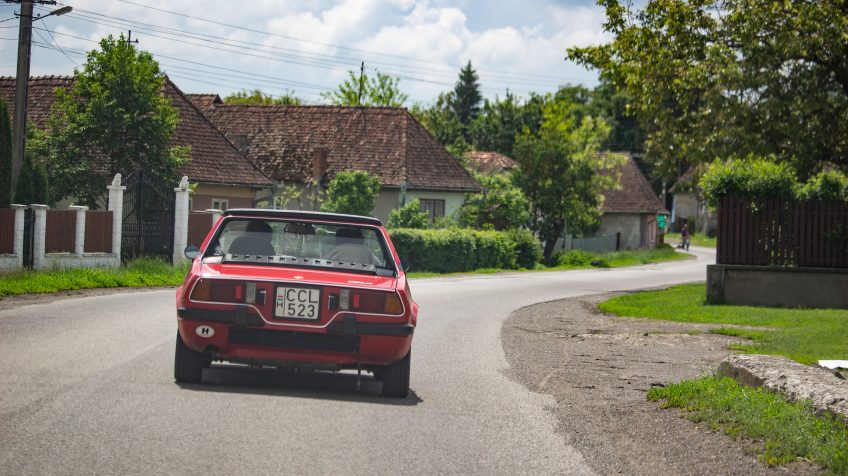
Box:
[174, 332, 204, 384]
[381, 350, 410, 398]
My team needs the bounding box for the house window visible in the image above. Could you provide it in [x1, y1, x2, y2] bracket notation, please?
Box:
[419, 199, 445, 223]
[211, 198, 229, 211]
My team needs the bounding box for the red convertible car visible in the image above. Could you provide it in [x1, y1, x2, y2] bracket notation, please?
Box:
[174, 209, 417, 398]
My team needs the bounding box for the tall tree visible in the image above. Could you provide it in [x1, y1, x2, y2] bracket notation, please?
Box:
[322, 69, 408, 107]
[43, 34, 189, 207]
[224, 89, 302, 105]
[513, 94, 619, 260]
[568, 0, 848, 179]
[451, 61, 482, 136]
[410, 92, 470, 158]
[0, 99, 11, 207]
[470, 91, 546, 157]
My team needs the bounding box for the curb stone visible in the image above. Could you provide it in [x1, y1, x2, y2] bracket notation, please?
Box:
[717, 354, 848, 424]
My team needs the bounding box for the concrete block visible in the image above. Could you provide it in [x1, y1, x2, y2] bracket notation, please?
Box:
[718, 354, 848, 424]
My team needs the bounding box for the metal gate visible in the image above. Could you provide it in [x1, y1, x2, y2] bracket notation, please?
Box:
[121, 170, 175, 262]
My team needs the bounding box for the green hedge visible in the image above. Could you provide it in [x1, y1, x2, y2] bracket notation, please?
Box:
[389, 228, 542, 273]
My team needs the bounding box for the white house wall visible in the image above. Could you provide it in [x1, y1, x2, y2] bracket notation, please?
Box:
[596, 213, 643, 250]
[403, 190, 466, 220]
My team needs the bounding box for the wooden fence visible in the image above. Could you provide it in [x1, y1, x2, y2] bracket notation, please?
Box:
[45, 210, 76, 253]
[187, 212, 214, 247]
[717, 196, 848, 268]
[84, 211, 113, 253]
[0, 208, 14, 254]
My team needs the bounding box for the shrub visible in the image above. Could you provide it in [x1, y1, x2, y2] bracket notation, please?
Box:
[387, 199, 429, 229]
[796, 170, 848, 201]
[506, 228, 543, 269]
[320, 170, 381, 216]
[554, 249, 597, 267]
[701, 156, 796, 205]
[389, 227, 541, 273]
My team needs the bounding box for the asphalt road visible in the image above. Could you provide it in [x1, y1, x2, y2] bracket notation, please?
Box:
[0, 247, 714, 475]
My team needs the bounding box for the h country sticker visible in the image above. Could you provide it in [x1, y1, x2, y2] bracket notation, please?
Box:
[195, 325, 215, 338]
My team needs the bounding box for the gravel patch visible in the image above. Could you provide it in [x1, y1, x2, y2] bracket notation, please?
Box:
[502, 293, 822, 475]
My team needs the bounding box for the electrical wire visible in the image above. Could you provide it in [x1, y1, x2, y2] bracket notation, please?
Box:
[46, 3, 575, 91]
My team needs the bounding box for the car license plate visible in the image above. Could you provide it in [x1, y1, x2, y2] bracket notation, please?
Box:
[275, 286, 321, 320]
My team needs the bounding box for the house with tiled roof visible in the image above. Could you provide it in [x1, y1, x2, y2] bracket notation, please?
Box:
[593, 153, 669, 249]
[0, 76, 274, 211]
[192, 97, 481, 223]
[464, 151, 517, 174]
[669, 166, 716, 233]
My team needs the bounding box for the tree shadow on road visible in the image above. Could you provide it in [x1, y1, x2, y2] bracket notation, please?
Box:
[176, 364, 423, 406]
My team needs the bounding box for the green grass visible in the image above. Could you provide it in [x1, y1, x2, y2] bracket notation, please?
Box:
[550, 244, 692, 270]
[648, 376, 848, 473]
[599, 283, 848, 364]
[0, 258, 189, 297]
[665, 232, 716, 248]
[406, 246, 691, 278]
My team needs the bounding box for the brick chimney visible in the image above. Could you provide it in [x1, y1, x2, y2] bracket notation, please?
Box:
[312, 148, 328, 184]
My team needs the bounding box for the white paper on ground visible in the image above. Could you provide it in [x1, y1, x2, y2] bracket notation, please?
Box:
[818, 360, 848, 369]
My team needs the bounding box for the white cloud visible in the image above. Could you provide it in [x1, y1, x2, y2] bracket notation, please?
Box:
[3, 0, 609, 104]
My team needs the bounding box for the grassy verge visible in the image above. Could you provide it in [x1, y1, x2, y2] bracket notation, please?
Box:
[648, 376, 848, 472]
[550, 244, 692, 270]
[0, 258, 189, 297]
[407, 246, 692, 278]
[664, 232, 716, 248]
[599, 283, 848, 364]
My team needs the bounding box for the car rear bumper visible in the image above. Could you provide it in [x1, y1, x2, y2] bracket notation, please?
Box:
[177, 307, 413, 366]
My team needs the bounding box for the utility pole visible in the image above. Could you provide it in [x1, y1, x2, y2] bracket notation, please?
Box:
[125, 30, 138, 47]
[357, 61, 365, 106]
[6, 0, 68, 193]
[11, 0, 34, 194]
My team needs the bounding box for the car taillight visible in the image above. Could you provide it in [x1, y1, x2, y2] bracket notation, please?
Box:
[334, 289, 403, 315]
[190, 280, 265, 305]
[191, 279, 212, 301]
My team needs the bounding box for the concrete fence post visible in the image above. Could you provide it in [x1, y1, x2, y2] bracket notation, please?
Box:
[11, 204, 26, 268]
[205, 208, 223, 226]
[70, 205, 88, 256]
[173, 176, 191, 264]
[30, 204, 48, 270]
[107, 174, 125, 258]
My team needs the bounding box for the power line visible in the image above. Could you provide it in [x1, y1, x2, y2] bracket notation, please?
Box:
[54, 2, 576, 88]
[108, 0, 573, 83]
[33, 17, 77, 66]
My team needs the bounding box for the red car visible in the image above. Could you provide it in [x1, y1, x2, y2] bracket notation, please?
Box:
[174, 209, 417, 398]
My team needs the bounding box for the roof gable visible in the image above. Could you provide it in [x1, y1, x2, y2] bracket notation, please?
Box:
[464, 151, 518, 174]
[601, 153, 668, 214]
[0, 76, 272, 187]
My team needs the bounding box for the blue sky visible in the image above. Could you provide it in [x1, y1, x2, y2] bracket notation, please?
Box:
[0, 0, 611, 105]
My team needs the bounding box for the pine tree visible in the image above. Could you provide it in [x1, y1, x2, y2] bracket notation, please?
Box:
[0, 99, 12, 207]
[13, 151, 48, 205]
[451, 61, 482, 129]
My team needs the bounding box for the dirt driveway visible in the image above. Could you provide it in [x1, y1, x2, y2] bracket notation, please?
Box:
[502, 293, 821, 475]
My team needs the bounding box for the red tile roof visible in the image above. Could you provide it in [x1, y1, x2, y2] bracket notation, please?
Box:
[201, 104, 481, 192]
[600, 153, 669, 214]
[669, 166, 698, 193]
[185, 93, 222, 110]
[465, 151, 517, 173]
[0, 76, 273, 187]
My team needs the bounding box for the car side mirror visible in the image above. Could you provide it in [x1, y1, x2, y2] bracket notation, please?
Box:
[400, 258, 411, 272]
[184, 245, 201, 260]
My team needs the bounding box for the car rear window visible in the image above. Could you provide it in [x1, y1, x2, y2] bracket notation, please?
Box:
[203, 218, 393, 273]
